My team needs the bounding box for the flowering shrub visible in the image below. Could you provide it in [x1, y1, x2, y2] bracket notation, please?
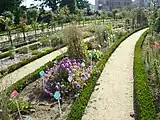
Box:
[58, 57, 91, 89]
[42, 57, 91, 98]
[64, 25, 88, 62]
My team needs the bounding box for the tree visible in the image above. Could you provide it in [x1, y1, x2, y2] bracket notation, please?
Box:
[153, 17, 160, 33]
[75, 9, 84, 25]
[77, 0, 90, 9]
[2, 11, 15, 23]
[56, 6, 70, 28]
[125, 18, 130, 30]
[60, 0, 77, 14]
[27, 8, 39, 36]
[19, 16, 27, 41]
[0, 15, 14, 58]
[100, 9, 106, 24]
[49, 11, 57, 32]
[136, 9, 148, 27]
[112, 9, 118, 20]
[0, 0, 22, 14]
[34, 0, 59, 11]
[13, 6, 27, 24]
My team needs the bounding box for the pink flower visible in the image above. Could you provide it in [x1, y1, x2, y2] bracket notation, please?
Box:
[153, 41, 159, 48]
[11, 90, 19, 98]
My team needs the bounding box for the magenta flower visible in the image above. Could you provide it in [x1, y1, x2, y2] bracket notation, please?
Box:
[11, 90, 19, 98]
[55, 85, 60, 91]
[77, 62, 81, 66]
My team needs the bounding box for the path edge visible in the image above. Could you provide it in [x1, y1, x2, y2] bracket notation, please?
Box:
[66, 26, 148, 120]
[133, 29, 156, 120]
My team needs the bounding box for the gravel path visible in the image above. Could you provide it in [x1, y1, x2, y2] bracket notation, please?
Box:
[0, 36, 94, 92]
[82, 28, 148, 120]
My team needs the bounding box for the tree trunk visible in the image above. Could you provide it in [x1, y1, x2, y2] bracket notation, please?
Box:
[8, 30, 13, 47]
[22, 28, 26, 41]
[34, 24, 37, 37]
[103, 18, 104, 24]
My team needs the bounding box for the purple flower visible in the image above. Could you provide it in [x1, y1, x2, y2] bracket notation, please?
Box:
[61, 64, 65, 68]
[77, 62, 81, 66]
[74, 81, 78, 84]
[68, 61, 72, 66]
[65, 63, 69, 68]
[72, 62, 77, 66]
[45, 70, 49, 74]
[81, 76, 87, 81]
[72, 59, 76, 63]
[76, 84, 81, 89]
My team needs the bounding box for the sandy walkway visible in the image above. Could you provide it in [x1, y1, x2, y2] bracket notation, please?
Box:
[82, 28, 148, 120]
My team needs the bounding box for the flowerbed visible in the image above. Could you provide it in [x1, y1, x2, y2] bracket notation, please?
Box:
[1, 26, 147, 120]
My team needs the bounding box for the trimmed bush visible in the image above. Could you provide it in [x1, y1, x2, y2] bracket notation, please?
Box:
[134, 30, 156, 120]
[0, 44, 66, 79]
[66, 26, 148, 120]
[0, 51, 11, 59]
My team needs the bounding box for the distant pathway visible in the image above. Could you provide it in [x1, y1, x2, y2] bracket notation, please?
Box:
[82, 28, 148, 120]
[0, 36, 94, 92]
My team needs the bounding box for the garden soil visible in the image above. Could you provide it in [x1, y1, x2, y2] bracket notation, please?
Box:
[19, 78, 73, 120]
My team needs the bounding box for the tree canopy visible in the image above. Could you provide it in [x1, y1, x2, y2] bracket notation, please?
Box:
[34, 0, 90, 13]
[35, 0, 59, 11]
[0, 0, 22, 14]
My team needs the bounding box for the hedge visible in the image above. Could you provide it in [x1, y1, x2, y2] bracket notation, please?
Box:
[134, 30, 156, 119]
[0, 44, 66, 79]
[66, 26, 148, 120]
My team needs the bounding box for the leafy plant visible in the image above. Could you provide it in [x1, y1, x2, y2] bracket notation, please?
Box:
[64, 25, 88, 62]
[95, 25, 109, 47]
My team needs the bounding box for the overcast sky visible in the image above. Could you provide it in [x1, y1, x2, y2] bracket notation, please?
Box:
[22, 0, 95, 8]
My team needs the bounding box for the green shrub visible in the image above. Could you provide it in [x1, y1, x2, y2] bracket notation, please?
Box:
[42, 47, 52, 52]
[29, 43, 39, 50]
[7, 99, 32, 113]
[95, 25, 109, 47]
[85, 25, 96, 33]
[66, 26, 148, 120]
[64, 25, 88, 62]
[134, 30, 156, 120]
[31, 50, 41, 56]
[16, 47, 28, 54]
[0, 52, 10, 59]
